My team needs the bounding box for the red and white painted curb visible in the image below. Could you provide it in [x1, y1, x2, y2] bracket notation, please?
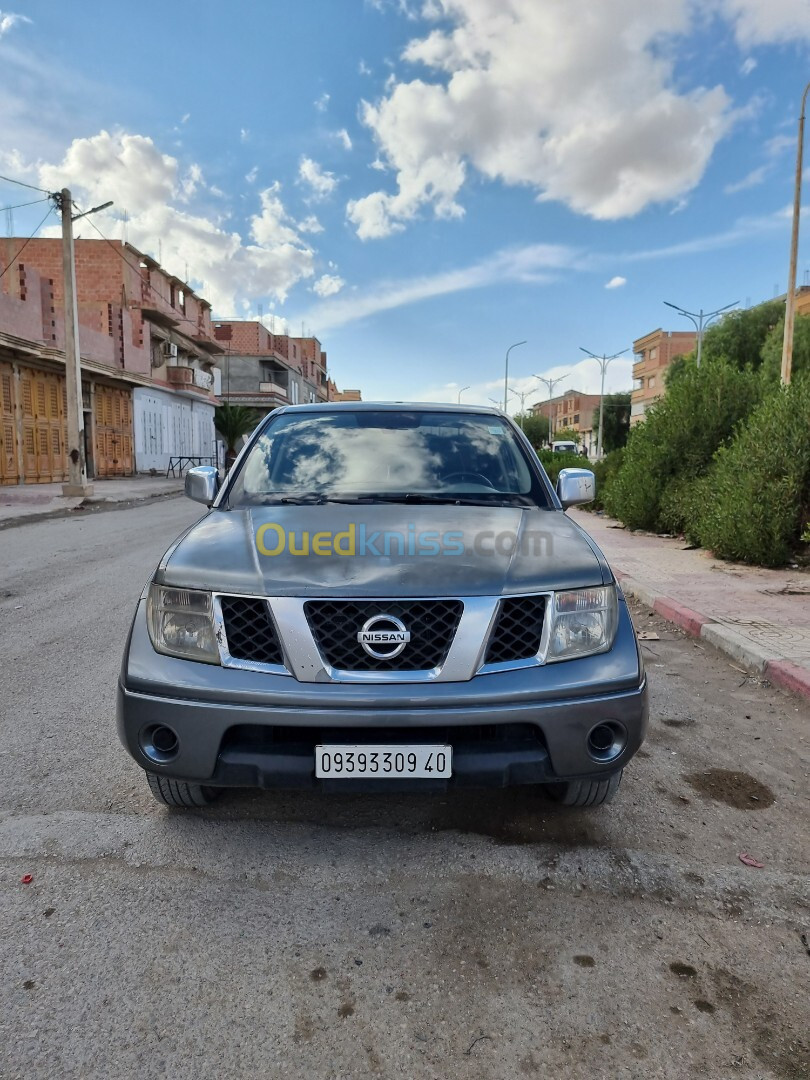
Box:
[614, 571, 810, 702]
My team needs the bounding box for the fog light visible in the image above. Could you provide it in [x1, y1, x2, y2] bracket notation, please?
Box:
[586, 722, 626, 763]
[140, 724, 179, 763]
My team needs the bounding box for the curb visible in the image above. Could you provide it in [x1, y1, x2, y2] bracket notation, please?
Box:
[0, 489, 184, 532]
[615, 571, 810, 703]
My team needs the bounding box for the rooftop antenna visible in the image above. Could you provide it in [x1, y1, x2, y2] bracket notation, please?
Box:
[4, 208, 12, 236]
[185, 261, 189, 283]
[258, 302, 263, 324]
[121, 209, 128, 243]
[158, 238, 162, 265]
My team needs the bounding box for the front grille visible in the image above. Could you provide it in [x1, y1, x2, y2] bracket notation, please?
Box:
[304, 599, 463, 671]
[485, 595, 546, 664]
[221, 723, 545, 752]
[220, 595, 284, 665]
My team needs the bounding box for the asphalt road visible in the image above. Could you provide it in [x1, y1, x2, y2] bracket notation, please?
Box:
[0, 499, 808, 1080]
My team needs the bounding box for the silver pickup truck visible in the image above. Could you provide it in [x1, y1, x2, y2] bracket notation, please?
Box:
[118, 403, 647, 809]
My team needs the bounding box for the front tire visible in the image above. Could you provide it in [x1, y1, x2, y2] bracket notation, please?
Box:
[547, 769, 622, 807]
[146, 771, 221, 808]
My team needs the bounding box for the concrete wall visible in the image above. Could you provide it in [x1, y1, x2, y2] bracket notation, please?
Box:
[133, 387, 215, 473]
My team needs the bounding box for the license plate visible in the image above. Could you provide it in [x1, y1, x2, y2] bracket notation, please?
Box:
[315, 744, 452, 779]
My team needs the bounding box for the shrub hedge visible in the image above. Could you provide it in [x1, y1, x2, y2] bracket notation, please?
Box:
[693, 377, 810, 566]
[603, 360, 762, 531]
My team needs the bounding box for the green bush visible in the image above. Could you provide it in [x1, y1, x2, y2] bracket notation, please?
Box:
[585, 448, 625, 512]
[604, 360, 763, 531]
[535, 449, 584, 487]
[693, 377, 810, 566]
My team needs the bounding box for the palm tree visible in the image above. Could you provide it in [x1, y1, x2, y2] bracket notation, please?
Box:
[215, 403, 259, 466]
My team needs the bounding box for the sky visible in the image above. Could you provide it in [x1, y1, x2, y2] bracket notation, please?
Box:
[2, 0, 810, 413]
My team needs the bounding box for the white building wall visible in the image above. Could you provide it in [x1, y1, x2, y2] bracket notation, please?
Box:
[133, 386, 216, 472]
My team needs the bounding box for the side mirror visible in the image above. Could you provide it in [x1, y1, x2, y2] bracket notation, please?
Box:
[557, 467, 595, 509]
[185, 465, 220, 506]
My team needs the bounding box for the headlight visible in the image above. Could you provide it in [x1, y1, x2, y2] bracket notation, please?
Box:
[547, 585, 618, 662]
[146, 584, 219, 664]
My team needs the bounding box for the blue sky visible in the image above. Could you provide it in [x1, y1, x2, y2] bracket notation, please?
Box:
[2, 0, 810, 409]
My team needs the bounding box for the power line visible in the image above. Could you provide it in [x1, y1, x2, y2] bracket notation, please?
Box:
[0, 204, 56, 283]
[0, 195, 51, 214]
[0, 172, 51, 194]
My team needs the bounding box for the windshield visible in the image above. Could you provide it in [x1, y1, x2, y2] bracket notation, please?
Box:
[226, 409, 550, 508]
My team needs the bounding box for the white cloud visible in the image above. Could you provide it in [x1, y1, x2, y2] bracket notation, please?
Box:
[312, 273, 346, 297]
[739, 57, 757, 76]
[298, 156, 338, 200]
[348, 0, 810, 237]
[718, 0, 810, 46]
[724, 165, 769, 194]
[307, 241, 575, 327]
[334, 128, 353, 151]
[0, 10, 30, 37]
[298, 214, 324, 234]
[180, 112, 191, 124]
[605, 276, 627, 289]
[314, 92, 330, 112]
[245, 165, 259, 184]
[34, 131, 316, 313]
[358, 59, 372, 75]
[240, 128, 250, 142]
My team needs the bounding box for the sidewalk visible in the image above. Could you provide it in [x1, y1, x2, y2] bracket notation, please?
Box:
[571, 509, 810, 701]
[0, 476, 184, 527]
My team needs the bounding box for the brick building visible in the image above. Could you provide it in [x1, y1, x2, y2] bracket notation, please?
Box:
[0, 237, 222, 483]
[212, 320, 332, 411]
[531, 389, 601, 454]
[630, 328, 697, 425]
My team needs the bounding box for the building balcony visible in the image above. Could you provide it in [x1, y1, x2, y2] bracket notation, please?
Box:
[259, 381, 287, 398]
[166, 366, 194, 385]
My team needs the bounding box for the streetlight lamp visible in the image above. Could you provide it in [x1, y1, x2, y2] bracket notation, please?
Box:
[487, 397, 503, 411]
[580, 347, 628, 460]
[663, 299, 738, 369]
[534, 371, 570, 445]
[781, 80, 810, 386]
[508, 386, 531, 427]
[503, 340, 526, 412]
[457, 385, 470, 403]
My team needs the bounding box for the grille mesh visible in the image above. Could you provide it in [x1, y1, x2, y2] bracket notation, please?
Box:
[220, 596, 284, 666]
[485, 596, 546, 664]
[304, 599, 463, 671]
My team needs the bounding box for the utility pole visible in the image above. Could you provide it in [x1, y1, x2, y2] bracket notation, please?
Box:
[534, 371, 570, 445]
[663, 299, 738, 369]
[580, 347, 627, 460]
[782, 80, 810, 386]
[503, 340, 526, 412]
[55, 189, 113, 496]
[457, 385, 470, 403]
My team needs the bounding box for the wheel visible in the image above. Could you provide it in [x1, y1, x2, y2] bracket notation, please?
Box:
[546, 769, 622, 807]
[146, 771, 221, 808]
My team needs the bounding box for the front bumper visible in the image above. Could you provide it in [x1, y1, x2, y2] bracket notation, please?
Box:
[117, 596, 648, 790]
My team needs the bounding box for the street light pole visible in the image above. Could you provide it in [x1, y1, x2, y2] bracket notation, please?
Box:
[782, 80, 810, 386]
[534, 372, 569, 445]
[503, 340, 526, 412]
[663, 299, 738, 369]
[508, 386, 530, 427]
[580, 347, 627, 460]
[457, 385, 470, 403]
[487, 397, 503, 411]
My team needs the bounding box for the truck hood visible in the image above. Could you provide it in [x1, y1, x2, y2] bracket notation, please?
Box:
[156, 504, 610, 597]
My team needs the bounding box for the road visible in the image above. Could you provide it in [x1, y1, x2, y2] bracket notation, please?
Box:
[0, 499, 808, 1080]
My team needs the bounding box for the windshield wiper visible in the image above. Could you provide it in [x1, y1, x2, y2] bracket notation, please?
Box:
[244, 492, 535, 507]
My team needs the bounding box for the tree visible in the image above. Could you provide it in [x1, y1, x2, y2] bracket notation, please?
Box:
[518, 413, 550, 449]
[699, 299, 784, 371]
[553, 426, 580, 444]
[759, 313, 810, 386]
[215, 403, 261, 463]
[592, 392, 631, 452]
